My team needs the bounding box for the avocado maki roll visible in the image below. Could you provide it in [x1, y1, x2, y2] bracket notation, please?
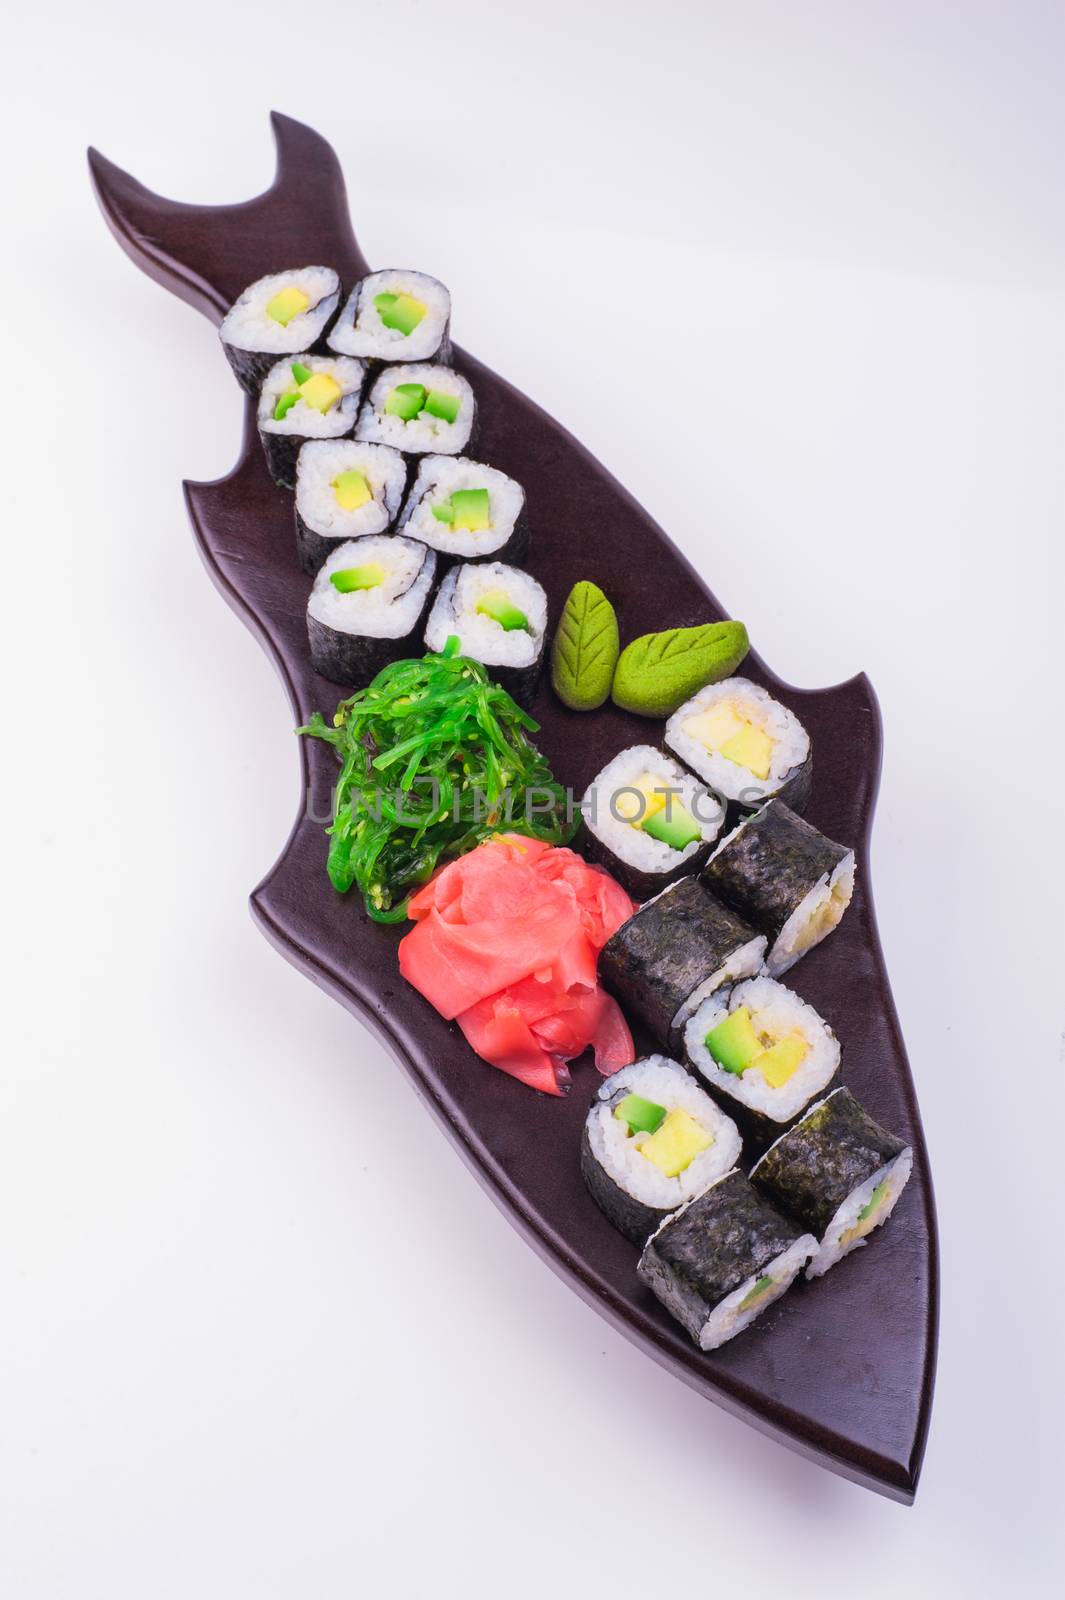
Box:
[294, 440, 408, 576]
[684, 976, 840, 1138]
[581, 1057, 742, 1244]
[356, 363, 475, 457]
[257, 356, 366, 489]
[423, 562, 547, 707]
[598, 877, 766, 1055]
[665, 677, 812, 812]
[307, 535, 437, 686]
[702, 800, 855, 976]
[637, 1170, 817, 1351]
[328, 269, 451, 365]
[219, 266, 341, 393]
[580, 746, 725, 901]
[397, 456, 528, 565]
[750, 1087, 913, 1279]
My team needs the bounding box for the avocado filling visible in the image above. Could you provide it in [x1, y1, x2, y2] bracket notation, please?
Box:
[273, 363, 344, 422]
[738, 1274, 774, 1312]
[476, 589, 529, 632]
[329, 562, 386, 594]
[266, 285, 310, 327]
[374, 290, 428, 336]
[839, 1179, 890, 1247]
[705, 1005, 809, 1087]
[614, 772, 701, 852]
[432, 488, 491, 532]
[634, 1109, 713, 1178]
[384, 382, 428, 421]
[613, 1093, 667, 1136]
[332, 470, 372, 512]
[423, 388, 461, 423]
[683, 700, 775, 780]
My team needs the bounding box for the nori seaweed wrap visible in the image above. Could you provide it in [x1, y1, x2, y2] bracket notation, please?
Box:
[750, 1087, 913, 1278]
[597, 877, 766, 1054]
[638, 1169, 817, 1350]
[580, 1057, 742, 1244]
[701, 800, 855, 975]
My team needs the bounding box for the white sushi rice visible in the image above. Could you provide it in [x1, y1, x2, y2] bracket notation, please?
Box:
[582, 746, 725, 877]
[769, 853, 856, 975]
[296, 440, 407, 540]
[665, 677, 810, 807]
[696, 1227, 817, 1350]
[424, 563, 546, 668]
[586, 1058, 742, 1213]
[220, 266, 340, 354]
[399, 456, 524, 557]
[356, 364, 475, 455]
[307, 536, 436, 638]
[258, 355, 366, 436]
[685, 976, 840, 1123]
[328, 269, 450, 362]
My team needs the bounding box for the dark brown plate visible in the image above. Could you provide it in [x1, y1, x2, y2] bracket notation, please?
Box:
[89, 113, 937, 1502]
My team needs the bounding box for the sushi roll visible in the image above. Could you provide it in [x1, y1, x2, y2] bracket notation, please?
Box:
[257, 355, 366, 489]
[751, 1087, 913, 1279]
[580, 746, 725, 900]
[598, 877, 766, 1055]
[702, 800, 855, 976]
[397, 456, 528, 566]
[637, 1170, 817, 1351]
[219, 266, 341, 393]
[307, 535, 437, 686]
[684, 976, 840, 1139]
[294, 440, 407, 576]
[665, 677, 812, 812]
[327, 269, 451, 365]
[581, 1056, 742, 1244]
[356, 364, 475, 457]
[423, 562, 547, 707]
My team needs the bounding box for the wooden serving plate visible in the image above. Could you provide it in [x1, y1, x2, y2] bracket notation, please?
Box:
[89, 113, 938, 1502]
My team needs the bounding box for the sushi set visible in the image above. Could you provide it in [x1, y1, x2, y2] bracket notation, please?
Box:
[89, 114, 938, 1501]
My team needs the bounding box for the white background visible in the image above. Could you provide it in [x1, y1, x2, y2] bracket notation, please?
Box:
[3, 3, 1062, 1595]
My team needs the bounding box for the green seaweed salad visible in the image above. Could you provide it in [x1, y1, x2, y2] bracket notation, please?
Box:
[300, 638, 576, 922]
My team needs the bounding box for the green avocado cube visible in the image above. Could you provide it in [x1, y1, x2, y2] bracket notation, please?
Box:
[857, 1180, 889, 1223]
[273, 390, 300, 422]
[431, 497, 455, 524]
[705, 1006, 764, 1075]
[291, 361, 313, 386]
[738, 1274, 774, 1311]
[330, 562, 386, 593]
[476, 588, 529, 632]
[450, 488, 491, 532]
[642, 801, 701, 851]
[376, 290, 428, 336]
[423, 388, 460, 424]
[613, 1092, 667, 1136]
[384, 382, 427, 421]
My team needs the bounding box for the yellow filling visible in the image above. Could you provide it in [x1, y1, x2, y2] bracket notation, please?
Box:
[683, 700, 774, 780]
[636, 1109, 713, 1178]
[613, 771, 668, 826]
[332, 469, 372, 511]
[299, 372, 343, 414]
[266, 285, 310, 326]
[753, 1032, 808, 1089]
[839, 1183, 890, 1247]
[792, 878, 850, 956]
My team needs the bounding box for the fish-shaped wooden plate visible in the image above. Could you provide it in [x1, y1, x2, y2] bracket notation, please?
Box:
[89, 113, 937, 1502]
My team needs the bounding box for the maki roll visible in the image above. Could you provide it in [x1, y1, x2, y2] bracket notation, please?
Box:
[665, 677, 812, 812]
[423, 562, 547, 707]
[637, 1170, 817, 1351]
[356, 364, 475, 457]
[294, 440, 407, 576]
[219, 266, 341, 393]
[581, 1056, 742, 1244]
[598, 877, 766, 1055]
[702, 800, 855, 976]
[684, 976, 840, 1138]
[328, 269, 451, 365]
[580, 746, 725, 900]
[257, 355, 366, 489]
[751, 1087, 913, 1279]
[397, 456, 528, 565]
[307, 535, 437, 686]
